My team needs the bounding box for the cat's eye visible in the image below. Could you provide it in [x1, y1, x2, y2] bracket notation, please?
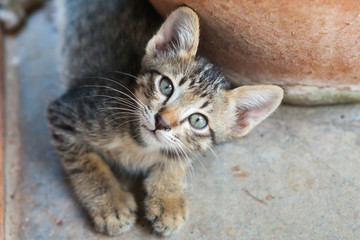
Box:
[188, 113, 208, 129]
[159, 77, 173, 97]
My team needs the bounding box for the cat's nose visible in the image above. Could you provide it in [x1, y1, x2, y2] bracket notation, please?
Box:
[155, 113, 171, 131]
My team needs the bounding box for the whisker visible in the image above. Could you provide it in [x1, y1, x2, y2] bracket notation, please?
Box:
[75, 95, 142, 112]
[110, 70, 137, 79]
[113, 118, 141, 128]
[104, 115, 135, 125]
[82, 76, 146, 108]
[173, 140, 196, 182]
[177, 145, 194, 182]
[103, 112, 137, 122]
[99, 107, 139, 113]
[95, 107, 140, 116]
[75, 94, 128, 103]
[162, 134, 195, 182]
[174, 147, 186, 173]
[170, 136, 207, 180]
[161, 135, 185, 172]
[178, 140, 207, 173]
[101, 102, 139, 111]
[80, 84, 144, 108]
[208, 146, 220, 163]
[101, 100, 140, 110]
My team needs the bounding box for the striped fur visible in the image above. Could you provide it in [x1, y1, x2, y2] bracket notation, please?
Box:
[47, 0, 283, 237]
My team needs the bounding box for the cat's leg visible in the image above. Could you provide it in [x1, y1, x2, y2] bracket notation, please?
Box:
[48, 103, 137, 236]
[144, 162, 188, 236]
[63, 152, 137, 236]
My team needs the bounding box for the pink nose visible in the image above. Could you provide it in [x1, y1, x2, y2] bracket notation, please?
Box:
[155, 113, 171, 131]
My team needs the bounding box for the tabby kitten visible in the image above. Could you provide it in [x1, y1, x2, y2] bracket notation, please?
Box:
[47, 0, 283, 236]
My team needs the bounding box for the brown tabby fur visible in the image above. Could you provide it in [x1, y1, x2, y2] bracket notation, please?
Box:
[47, 0, 284, 236]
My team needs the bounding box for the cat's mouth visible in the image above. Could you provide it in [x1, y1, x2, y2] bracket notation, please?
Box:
[147, 129, 159, 141]
[141, 125, 161, 143]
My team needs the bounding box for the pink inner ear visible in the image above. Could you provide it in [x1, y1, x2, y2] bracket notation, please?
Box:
[154, 42, 164, 58]
[154, 35, 176, 58]
[230, 86, 283, 134]
[236, 107, 250, 129]
[236, 104, 271, 129]
[153, 16, 179, 58]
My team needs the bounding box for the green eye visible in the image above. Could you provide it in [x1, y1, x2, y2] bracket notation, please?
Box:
[188, 113, 208, 129]
[159, 77, 173, 97]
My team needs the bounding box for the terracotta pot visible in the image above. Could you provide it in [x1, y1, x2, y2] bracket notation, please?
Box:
[149, 0, 360, 105]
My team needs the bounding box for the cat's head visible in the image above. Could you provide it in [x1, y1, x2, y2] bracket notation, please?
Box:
[135, 7, 283, 154]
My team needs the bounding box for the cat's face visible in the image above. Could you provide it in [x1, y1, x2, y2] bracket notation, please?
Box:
[135, 56, 230, 153]
[134, 7, 283, 155]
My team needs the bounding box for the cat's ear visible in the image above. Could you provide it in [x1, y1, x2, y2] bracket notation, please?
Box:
[226, 85, 284, 138]
[145, 6, 200, 59]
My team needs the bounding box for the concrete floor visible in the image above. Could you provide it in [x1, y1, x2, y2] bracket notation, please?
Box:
[4, 5, 360, 240]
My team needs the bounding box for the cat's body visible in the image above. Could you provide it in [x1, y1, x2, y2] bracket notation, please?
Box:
[47, 0, 283, 236]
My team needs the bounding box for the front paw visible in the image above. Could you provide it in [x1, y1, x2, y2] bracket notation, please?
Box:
[144, 192, 188, 236]
[89, 191, 137, 236]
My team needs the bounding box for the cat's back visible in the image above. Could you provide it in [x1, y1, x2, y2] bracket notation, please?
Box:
[56, 0, 162, 87]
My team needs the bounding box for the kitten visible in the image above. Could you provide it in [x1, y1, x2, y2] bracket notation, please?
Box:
[47, 0, 284, 236]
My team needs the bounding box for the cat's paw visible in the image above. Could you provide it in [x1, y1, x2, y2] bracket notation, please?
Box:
[90, 191, 137, 236]
[145, 192, 188, 236]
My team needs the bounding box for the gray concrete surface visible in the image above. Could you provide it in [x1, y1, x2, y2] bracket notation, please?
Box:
[4, 5, 360, 240]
